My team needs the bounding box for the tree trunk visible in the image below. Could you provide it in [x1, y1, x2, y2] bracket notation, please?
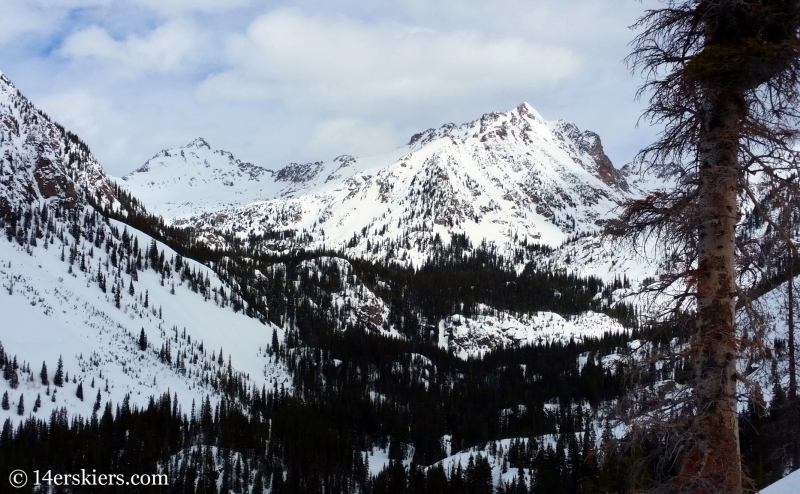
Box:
[678, 93, 743, 494]
[789, 247, 799, 469]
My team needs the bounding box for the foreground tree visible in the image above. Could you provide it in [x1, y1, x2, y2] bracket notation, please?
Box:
[615, 1, 800, 492]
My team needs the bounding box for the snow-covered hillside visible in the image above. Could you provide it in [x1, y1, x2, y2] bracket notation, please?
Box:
[0, 207, 291, 424]
[0, 70, 291, 423]
[120, 103, 632, 265]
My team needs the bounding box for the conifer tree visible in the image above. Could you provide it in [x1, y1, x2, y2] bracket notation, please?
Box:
[271, 328, 279, 355]
[138, 329, 147, 351]
[7, 362, 18, 389]
[617, 2, 800, 492]
[76, 382, 83, 401]
[16, 394, 23, 416]
[54, 355, 64, 387]
[40, 361, 48, 385]
[1, 391, 8, 410]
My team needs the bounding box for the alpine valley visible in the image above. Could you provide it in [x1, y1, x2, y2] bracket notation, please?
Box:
[0, 68, 795, 493]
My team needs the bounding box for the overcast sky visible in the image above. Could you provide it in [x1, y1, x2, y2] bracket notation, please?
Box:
[0, 0, 658, 177]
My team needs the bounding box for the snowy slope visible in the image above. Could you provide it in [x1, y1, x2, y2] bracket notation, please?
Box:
[119, 137, 274, 220]
[120, 104, 632, 265]
[0, 209, 291, 423]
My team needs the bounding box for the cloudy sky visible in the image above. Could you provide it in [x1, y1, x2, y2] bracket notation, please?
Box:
[0, 0, 658, 177]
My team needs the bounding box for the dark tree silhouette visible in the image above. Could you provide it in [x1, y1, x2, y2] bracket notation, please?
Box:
[613, 1, 800, 492]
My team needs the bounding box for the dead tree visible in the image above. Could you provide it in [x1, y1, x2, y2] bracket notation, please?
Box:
[611, 2, 800, 493]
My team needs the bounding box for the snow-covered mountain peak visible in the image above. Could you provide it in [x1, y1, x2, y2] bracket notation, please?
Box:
[408, 102, 544, 149]
[120, 102, 632, 264]
[128, 136, 270, 175]
[404, 102, 625, 191]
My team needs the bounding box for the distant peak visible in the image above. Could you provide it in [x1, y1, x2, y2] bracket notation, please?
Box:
[183, 137, 211, 150]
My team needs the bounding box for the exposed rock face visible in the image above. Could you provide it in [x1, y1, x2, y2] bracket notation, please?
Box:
[582, 132, 628, 192]
[0, 70, 117, 212]
[275, 162, 324, 183]
[33, 157, 79, 208]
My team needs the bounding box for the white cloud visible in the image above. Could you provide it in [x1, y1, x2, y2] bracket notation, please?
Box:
[307, 119, 400, 159]
[196, 9, 581, 115]
[38, 90, 114, 137]
[0, 2, 60, 46]
[36, 90, 137, 170]
[59, 19, 208, 76]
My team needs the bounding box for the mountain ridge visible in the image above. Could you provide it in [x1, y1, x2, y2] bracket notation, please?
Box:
[0, 71, 116, 216]
[119, 101, 633, 267]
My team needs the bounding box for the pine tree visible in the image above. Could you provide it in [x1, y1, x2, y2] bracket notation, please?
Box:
[271, 328, 279, 355]
[16, 394, 23, 416]
[54, 355, 64, 387]
[1, 391, 8, 410]
[33, 394, 41, 413]
[76, 382, 84, 401]
[7, 362, 18, 389]
[138, 329, 147, 351]
[40, 361, 48, 385]
[618, 4, 800, 492]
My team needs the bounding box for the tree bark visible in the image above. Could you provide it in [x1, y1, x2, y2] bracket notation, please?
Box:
[678, 93, 743, 494]
[789, 245, 799, 469]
